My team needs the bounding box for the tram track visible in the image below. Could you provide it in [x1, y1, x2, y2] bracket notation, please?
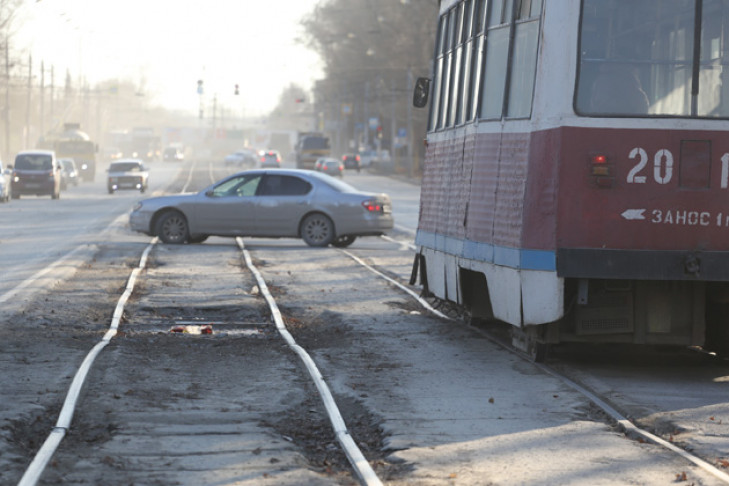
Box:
[11, 161, 388, 485]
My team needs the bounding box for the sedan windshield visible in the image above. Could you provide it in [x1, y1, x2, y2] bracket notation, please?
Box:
[110, 163, 142, 172]
[576, 0, 729, 118]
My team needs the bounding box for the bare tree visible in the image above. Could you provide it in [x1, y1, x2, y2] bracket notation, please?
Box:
[300, 0, 438, 174]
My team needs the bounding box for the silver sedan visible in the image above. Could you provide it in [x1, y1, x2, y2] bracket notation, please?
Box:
[129, 169, 393, 247]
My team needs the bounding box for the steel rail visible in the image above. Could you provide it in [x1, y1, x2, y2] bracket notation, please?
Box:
[237, 238, 384, 486]
[17, 240, 157, 486]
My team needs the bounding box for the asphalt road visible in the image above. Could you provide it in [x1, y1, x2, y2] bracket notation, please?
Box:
[2, 159, 729, 485]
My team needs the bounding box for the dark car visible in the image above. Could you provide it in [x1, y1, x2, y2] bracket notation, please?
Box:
[316, 157, 344, 178]
[11, 150, 62, 199]
[260, 150, 282, 168]
[163, 147, 184, 162]
[129, 169, 393, 247]
[341, 153, 361, 172]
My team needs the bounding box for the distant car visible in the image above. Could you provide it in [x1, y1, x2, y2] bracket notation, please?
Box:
[341, 153, 361, 172]
[59, 158, 79, 189]
[107, 159, 149, 193]
[224, 149, 257, 167]
[129, 169, 393, 247]
[11, 150, 62, 199]
[163, 147, 184, 162]
[315, 157, 344, 178]
[0, 160, 11, 202]
[103, 147, 123, 160]
[260, 150, 282, 168]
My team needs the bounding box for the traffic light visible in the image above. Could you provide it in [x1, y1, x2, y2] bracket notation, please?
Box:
[197, 79, 203, 94]
[376, 125, 383, 139]
[234, 84, 239, 95]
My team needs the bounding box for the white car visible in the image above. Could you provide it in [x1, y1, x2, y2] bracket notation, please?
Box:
[0, 160, 11, 202]
[224, 149, 256, 167]
[107, 159, 149, 193]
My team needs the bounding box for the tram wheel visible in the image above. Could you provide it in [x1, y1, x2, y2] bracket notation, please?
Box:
[511, 326, 549, 363]
[705, 299, 729, 355]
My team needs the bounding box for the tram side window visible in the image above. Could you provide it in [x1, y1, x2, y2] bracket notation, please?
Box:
[699, 0, 729, 117]
[430, 15, 448, 130]
[437, 9, 458, 129]
[455, 0, 475, 125]
[576, 0, 729, 118]
[447, 2, 466, 127]
[428, 0, 543, 130]
[428, 15, 448, 131]
[479, 0, 542, 120]
[507, 2, 542, 117]
[466, 0, 489, 121]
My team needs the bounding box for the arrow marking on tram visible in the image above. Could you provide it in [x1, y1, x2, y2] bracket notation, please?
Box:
[621, 209, 646, 220]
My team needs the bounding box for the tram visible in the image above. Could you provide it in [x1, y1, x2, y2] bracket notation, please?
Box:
[412, 0, 729, 359]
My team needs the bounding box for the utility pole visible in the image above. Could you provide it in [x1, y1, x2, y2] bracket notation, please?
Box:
[25, 54, 31, 149]
[5, 42, 10, 162]
[40, 60, 45, 137]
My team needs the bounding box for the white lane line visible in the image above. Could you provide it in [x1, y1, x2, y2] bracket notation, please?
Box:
[236, 238, 383, 486]
[181, 160, 196, 193]
[18, 240, 157, 486]
[0, 244, 90, 305]
[0, 212, 130, 308]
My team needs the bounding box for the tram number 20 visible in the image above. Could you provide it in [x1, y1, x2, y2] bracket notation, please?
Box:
[627, 147, 729, 188]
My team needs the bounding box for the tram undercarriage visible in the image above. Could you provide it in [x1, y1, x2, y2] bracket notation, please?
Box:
[413, 251, 729, 360]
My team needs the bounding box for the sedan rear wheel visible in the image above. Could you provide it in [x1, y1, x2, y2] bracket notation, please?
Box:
[156, 211, 189, 244]
[301, 213, 334, 247]
[331, 235, 356, 248]
[187, 234, 209, 244]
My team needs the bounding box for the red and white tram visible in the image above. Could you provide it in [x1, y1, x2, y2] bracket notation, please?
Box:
[413, 0, 729, 358]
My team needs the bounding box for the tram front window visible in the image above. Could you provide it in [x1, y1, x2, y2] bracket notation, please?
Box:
[576, 0, 729, 118]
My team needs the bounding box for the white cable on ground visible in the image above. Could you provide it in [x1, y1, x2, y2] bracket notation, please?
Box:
[534, 362, 729, 484]
[18, 240, 157, 486]
[236, 238, 383, 486]
[340, 248, 451, 320]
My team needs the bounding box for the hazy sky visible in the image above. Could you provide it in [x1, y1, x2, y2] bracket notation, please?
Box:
[15, 0, 324, 116]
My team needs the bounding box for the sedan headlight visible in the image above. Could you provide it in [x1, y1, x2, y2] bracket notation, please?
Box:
[132, 202, 144, 212]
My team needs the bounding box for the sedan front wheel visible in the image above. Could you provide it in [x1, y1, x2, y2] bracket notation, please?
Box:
[155, 211, 189, 244]
[301, 213, 334, 247]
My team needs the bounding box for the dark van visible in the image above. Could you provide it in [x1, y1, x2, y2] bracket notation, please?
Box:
[11, 150, 62, 199]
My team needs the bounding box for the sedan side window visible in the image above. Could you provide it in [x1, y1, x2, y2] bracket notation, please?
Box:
[259, 175, 312, 196]
[211, 174, 262, 197]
